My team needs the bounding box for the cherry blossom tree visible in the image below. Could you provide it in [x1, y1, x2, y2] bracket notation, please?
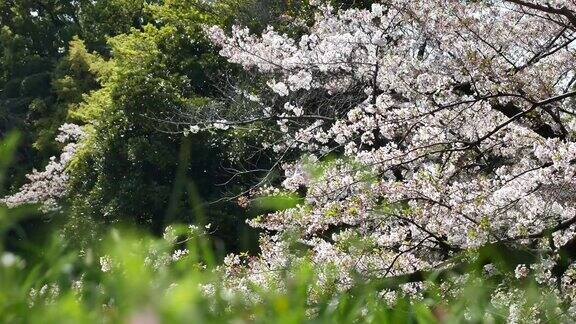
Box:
[1, 124, 83, 212]
[204, 0, 576, 317]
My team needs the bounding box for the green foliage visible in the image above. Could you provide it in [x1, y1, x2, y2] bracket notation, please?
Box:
[77, 0, 150, 50]
[0, 132, 20, 192]
[0, 0, 141, 192]
[0, 0, 316, 251]
[58, 0, 263, 251]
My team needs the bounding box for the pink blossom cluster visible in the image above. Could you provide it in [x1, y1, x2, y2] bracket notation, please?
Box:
[1, 124, 84, 212]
